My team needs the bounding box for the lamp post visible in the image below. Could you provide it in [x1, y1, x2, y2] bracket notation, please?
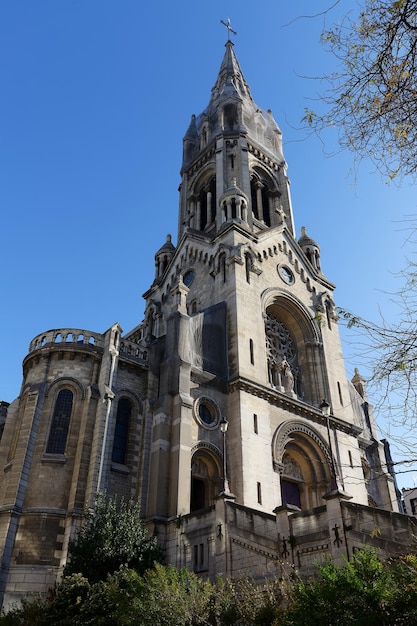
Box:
[219, 416, 231, 495]
[320, 399, 338, 490]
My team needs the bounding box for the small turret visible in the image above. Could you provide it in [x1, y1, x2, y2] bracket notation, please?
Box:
[298, 226, 321, 272]
[219, 178, 249, 224]
[154, 234, 176, 282]
[182, 114, 198, 167]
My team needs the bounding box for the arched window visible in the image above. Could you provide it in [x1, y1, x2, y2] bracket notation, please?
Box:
[223, 103, 237, 130]
[112, 398, 132, 464]
[46, 389, 73, 454]
[250, 174, 272, 226]
[197, 176, 216, 230]
[265, 312, 302, 397]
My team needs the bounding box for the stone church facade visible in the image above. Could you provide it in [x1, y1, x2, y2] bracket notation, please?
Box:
[0, 40, 415, 609]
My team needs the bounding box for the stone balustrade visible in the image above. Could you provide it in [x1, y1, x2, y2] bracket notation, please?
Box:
[28, 329, 103, 353]
[118, 340, 149, 367]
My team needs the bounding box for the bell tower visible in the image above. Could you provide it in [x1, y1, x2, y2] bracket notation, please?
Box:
[140, 36, 397, 521]
[178, 40, 294, 240]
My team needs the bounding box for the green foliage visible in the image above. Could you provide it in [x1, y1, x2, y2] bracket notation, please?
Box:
[3, 549, 417, 625]
[303, 0, 417, 181]
[122, 564, 214, 625]
[63, 493, 162, 584]
[282, 547, 417, 625]
[214, 576, 284, 625]
[0, 567, 284, 626]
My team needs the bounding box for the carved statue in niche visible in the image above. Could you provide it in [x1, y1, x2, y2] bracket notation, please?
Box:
[281, 359, 295, 395]
[264, 312, 301, 397]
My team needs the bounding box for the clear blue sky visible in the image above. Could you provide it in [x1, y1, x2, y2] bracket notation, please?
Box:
[1, 1, 416, 487]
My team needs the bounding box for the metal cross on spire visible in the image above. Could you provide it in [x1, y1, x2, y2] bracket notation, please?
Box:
[220, 17, 237, 41]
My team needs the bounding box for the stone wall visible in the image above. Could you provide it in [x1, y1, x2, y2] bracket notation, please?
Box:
[164, 493, 417, 582]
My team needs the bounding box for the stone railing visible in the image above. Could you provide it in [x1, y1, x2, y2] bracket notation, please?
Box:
[29, 329, 103, 353]
[118, 339, 149, 368]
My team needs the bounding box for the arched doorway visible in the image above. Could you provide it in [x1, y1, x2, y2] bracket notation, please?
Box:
[273, 422, 333, 510]
[190, 448, 222, 512]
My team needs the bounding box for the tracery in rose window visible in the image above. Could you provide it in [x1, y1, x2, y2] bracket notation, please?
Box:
[264, 312, 302, 397]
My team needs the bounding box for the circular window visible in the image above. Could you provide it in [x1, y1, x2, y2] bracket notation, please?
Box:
[278, 264, 295, 285]
[183, 270, 195, 287]
[199, 403, 214, 424]
[194, 397, 220, 429]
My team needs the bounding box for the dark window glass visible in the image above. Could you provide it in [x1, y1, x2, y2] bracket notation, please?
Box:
[46, 389, 73, 454]
[199, 403, 214, 425]
[183, 270, 195, 287]
[112, 398, 132, 464]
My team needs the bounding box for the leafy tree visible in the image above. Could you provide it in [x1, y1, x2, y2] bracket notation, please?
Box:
[303, 0, 417, 181]
[337, 257, 417, 457]
[3, 550, 417, 625]
[63, 493, 162, 584]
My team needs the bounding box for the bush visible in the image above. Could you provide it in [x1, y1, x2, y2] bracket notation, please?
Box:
[282, 547, 417, 626]
[63, 493, 162, 583]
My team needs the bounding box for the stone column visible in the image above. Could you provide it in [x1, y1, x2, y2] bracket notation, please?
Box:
[196, 199, 201, 230]
[207, 191, 212, 223]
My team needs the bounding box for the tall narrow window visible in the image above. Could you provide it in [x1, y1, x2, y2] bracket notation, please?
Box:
[326, 301, 332, 329]
[337, 381, 344, 406]
[112, 398, 132, 464]
[46, 389, 73, 454]
[253, 414, 258, 434]
[257, 481, 262, 504]
[249, 338, 254, 365]
[219, 253, 226, 283]
[245, 253, 251, 283]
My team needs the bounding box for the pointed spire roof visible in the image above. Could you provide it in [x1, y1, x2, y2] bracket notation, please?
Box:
[184, 114, 198, 141]
[208, 40, 254, 107]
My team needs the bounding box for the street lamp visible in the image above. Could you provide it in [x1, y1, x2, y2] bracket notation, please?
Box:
[320, 399, 338, 490]
[219, 416, 231, 495]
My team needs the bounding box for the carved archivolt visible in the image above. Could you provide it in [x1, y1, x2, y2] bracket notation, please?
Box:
[191, 441, 223, 476]
[272, 420, 332, 470]
[261, 290, 322, 345]
[46, 377, 85, 400]
[191, 440, 222, 460]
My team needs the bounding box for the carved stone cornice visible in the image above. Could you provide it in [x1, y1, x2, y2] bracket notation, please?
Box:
[228, 377, 362, 436]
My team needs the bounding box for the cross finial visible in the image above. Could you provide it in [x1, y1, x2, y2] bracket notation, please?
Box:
[220, 17, 237, 41]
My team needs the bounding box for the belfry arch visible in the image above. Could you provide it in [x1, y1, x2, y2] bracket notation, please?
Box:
[190, 445, 222, 512]
[273, 421, 334, 510]
[188, 169, 216, 231]
[250, 167, 279, 227]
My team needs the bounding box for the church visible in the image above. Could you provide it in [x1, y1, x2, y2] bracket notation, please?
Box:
[0, 35, 415, 609]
